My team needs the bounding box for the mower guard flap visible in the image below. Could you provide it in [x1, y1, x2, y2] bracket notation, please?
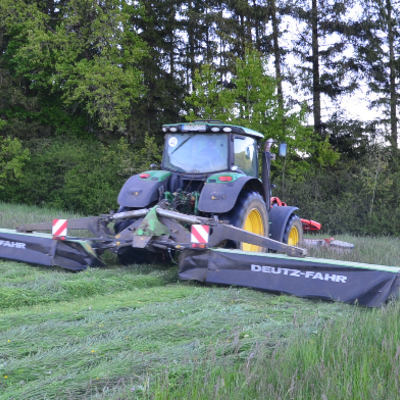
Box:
[179, 248, 400, 307]
[0, 229, 104, 271]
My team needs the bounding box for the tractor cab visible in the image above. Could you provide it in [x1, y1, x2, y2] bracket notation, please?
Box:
[161, 121, 263, 177]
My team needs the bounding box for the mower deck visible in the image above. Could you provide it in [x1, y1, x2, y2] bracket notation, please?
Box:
[179, 248, 400, 307]
[1, 207, 399, 307]
[0, 228, 104, 271]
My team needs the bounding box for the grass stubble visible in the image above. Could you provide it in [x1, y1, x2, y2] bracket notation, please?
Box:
[0, 203, 399, 399]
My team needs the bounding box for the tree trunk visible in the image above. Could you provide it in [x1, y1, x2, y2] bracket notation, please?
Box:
[254, 0, 260, 51]
[311, 0, 321, 136]
[188, 1, 195, 92]
[387, 0, 398, 149]
[270, 0, 283, 110]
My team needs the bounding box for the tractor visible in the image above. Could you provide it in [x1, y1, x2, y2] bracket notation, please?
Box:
[114, 120, 303, 264]
[6, 121, 399, 308]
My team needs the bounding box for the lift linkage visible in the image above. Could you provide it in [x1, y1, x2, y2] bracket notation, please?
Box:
[16, 206, 307, 258]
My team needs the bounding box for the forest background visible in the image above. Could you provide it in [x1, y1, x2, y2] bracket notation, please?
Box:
[0, 0, 399, 235]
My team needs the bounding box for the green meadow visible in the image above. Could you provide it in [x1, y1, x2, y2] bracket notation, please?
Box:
[0, 203, 399, 399]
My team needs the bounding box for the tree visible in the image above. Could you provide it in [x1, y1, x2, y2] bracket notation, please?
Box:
[128, 0, 188, 142]
[269, 0, 285, 110]
[186, 50, 339, 178]
[353, 0, 400, 149]
[0, 0, 147, 138]
[290, 0, 357, 136]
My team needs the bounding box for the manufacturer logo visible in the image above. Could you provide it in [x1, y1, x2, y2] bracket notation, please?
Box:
[0, 240, 26, 249]
[251, 264, 347, 284]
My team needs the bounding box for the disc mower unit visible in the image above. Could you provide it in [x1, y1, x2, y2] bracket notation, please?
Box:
[0, 228, 104, 271]
[179, 248, 400, 307]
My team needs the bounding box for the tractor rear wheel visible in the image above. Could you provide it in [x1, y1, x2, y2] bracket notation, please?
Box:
[222, 191, 268, 252]
[283, 214, 303, 247]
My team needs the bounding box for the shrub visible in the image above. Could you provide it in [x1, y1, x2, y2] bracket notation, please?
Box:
[0, 135, 161, 215]
[273, 150, 400, 235]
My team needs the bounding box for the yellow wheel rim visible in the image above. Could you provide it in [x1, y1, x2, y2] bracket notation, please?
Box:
[288, 225, 299, 246]
[242, 209, 264, 252]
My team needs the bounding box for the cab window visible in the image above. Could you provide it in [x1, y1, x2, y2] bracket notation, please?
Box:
[234, 136, 258, 176]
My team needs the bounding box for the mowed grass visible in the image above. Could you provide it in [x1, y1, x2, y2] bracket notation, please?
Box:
[0, 203, 399, 399]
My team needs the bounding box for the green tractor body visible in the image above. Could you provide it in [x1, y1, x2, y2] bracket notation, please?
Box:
[116, 121, 302, 261]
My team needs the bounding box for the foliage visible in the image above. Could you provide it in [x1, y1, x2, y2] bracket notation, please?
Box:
[0, 136, 161, 215]
[274, 147, 400, 235]
[186, 50, 339, 178]
[185, 64, 235, 121]
[0, 136, 29, 189]
[0, 0, 396, 147]
[0, 0, 147, 137]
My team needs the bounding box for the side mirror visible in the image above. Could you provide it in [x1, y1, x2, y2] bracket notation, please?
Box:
[150, 163, 158, 170]
[278, 143, 287, 157]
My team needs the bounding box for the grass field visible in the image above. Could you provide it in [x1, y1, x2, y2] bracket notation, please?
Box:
[0, 203, 400, 399]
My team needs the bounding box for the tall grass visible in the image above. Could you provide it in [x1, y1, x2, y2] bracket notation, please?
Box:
[153, 301, 400, 400]
[304, 233, 400, 266]
[0, 202, 85, 228]
[0, 203, 399, 399]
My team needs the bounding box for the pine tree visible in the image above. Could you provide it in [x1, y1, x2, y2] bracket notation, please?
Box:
[353, 0, 400, 149]
[128, 0, 186, 141]
[290, 0, 357, 136]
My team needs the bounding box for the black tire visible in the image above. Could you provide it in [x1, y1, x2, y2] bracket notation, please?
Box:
[221, 191, 268, 252]
[282, 214, 303, 247]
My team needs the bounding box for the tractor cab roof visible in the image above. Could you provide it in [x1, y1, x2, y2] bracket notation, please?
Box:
[162, 121, 264, 140]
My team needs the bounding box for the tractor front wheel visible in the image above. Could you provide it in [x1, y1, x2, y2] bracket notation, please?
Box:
[283, 214, 303, 247]
[222, 191, 268, 252]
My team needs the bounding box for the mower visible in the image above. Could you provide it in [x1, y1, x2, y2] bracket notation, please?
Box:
[0, 121, 399, 307]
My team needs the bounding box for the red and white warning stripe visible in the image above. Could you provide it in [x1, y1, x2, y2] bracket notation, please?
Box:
[191, 225, 210, 244]
[52, 219, 68, 238]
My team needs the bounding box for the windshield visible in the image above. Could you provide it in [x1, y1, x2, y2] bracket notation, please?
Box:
[163, 133, 229, 173]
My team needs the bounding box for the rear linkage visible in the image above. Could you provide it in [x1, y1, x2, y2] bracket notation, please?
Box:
[16, 206, 307, 258]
